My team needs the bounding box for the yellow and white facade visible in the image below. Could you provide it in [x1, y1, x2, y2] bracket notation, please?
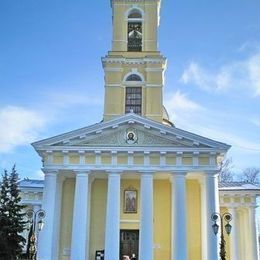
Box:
[31, 0, 260, 260]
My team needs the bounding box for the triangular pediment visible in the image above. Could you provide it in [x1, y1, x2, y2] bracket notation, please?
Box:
[32, 113, 230, 152]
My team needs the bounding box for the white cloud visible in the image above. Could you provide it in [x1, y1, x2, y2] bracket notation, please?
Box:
[165, 92, 260, 156]
[35, 169, 44, 179]
[0, 106, 46, 153]
[164, 91, 202, 119]
[165, 90, 203, 121]
[180, 52, 260, 97]
[191, 125, 260, 152]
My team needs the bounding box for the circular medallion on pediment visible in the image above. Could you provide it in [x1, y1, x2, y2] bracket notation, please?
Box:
[125, 129, 138, 144]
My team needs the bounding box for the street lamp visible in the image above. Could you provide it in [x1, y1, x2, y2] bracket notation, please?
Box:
[26, 209, 46, 260]
[211, 212, 232, 260]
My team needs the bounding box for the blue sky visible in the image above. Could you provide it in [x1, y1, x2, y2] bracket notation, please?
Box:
[0, 0, 260, 179]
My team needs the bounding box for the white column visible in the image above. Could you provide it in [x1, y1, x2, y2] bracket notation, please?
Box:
[104, 172, 121, 260]
[171, 173, 187, 260]
[71, 171, 90, 260]
[204, 173, 220, 260]
[249, 206, 260, 260]
[139, 173, 154, 260]
[200, 178, 207, 260]
[229, 207, 239, 260]
[38, 170, 60, 260]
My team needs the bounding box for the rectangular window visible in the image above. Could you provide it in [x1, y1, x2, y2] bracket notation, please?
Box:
[125, 87, 142, 115]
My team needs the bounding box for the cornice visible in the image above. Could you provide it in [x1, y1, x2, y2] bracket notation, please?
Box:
[102, 56, 167, 66]
[37, 146, 226, 154]
[42, 164, 218, 173]
[111, 0, 160, 6]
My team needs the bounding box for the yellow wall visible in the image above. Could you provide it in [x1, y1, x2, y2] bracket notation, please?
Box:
[89, 179, 108, 259]
[87, 177, 204, 260]
[53, 154, 63, 164]
[154, 180, 171, 260]
[112, 3, 159, 52]
[69, 154, 79, 164]
[59, 178, 75, 260]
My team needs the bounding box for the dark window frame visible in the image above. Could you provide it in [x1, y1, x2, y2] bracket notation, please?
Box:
[125, 87, 142, 115]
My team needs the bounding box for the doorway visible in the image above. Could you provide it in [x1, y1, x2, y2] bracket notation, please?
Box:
[120, 230, 139, 260]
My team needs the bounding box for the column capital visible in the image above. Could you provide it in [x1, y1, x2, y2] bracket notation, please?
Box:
[140, 170, 154, 176]
[41, 168, 59, 176]
[171, 171, 187, 177]
[74, 170, 91, 176]
[106, 170, 122, 176]
[203, 170, 219, 177]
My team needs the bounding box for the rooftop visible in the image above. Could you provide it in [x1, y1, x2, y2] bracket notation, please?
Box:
[219, 181, 260, 191]
[18, 179, 44, 188]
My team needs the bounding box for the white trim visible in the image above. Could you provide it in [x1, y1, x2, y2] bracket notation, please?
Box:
[102, 57, 166, 65]
[105, 84, 122, 87]
[145, 68, 164, 72]
[120, 219, 140, 223]
[113, 39, 127, 42]
[104, 68, 124, 72]
[40, 147, 227, 156]
[113, 2, 157, 7]
[145, 84, 163, 87]
[123, 70, 145, 83]
[42, 165, 219, 173]
[33, 113, 230, 150]
[125, 6, 144, 19]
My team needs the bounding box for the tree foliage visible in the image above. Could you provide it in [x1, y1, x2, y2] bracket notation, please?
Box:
[0, 166, 27, 259]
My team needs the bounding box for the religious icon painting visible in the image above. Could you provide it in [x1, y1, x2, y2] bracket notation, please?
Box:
[124, 189, 137, 213]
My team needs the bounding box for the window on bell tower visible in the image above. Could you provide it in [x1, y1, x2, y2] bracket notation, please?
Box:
[127, 9, 143, 52]
[125, 87, 142, 115]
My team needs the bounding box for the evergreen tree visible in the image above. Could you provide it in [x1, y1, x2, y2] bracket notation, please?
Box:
[0, 166, 27, 260]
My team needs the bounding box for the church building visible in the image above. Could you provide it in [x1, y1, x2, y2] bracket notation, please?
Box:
[30, 0, 260, 259]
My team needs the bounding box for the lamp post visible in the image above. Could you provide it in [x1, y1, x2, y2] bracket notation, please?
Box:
[26, 209, 45, 260]
[211, 212, 232, 260]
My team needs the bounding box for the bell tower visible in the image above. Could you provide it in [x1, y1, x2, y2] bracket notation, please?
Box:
[102, 0, 167, 123]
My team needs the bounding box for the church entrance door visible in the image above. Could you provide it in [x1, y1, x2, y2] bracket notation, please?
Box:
[120, 230, 139, 260]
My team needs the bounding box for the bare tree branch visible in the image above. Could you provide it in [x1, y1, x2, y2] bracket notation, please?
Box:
[218, 157, 234, 182]
[240, 167, 260, 183]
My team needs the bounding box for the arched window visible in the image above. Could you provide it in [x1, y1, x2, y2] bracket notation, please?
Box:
[126, 74, 142, 81]
[127, 9, 143, 52]
[128, 9, 142, 19]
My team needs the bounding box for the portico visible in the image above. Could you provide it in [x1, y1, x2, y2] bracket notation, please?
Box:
[33, 113, 228, 260]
